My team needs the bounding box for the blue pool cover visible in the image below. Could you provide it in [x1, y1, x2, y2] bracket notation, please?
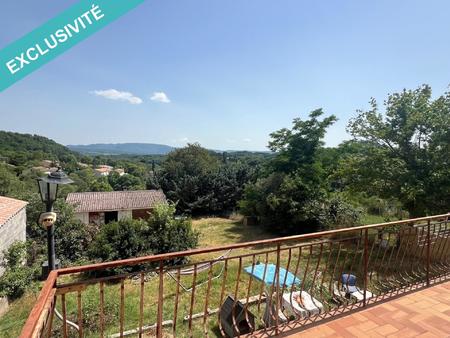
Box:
[244, 263, 301, 287]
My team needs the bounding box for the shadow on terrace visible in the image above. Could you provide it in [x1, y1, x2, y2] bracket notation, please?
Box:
[21, 214, 450, 337]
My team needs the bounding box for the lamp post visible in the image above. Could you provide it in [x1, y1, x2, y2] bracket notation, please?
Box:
[37, 168, 73, 275]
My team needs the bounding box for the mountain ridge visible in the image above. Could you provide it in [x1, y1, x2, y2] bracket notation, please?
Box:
[67, 143, 175, 155]
[68, 142, 272, 155]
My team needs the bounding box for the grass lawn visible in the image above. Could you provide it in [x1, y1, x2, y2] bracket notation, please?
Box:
[360, 214, 393, 225]
[0, 288, 41, 338]
[191, 217, 274, 256]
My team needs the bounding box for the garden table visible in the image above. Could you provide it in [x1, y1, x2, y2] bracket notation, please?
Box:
[244, 263, 301, 326]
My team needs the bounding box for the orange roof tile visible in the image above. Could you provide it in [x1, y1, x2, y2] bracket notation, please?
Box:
[0, 196, 28, 226]
[66, 190, 166, 213]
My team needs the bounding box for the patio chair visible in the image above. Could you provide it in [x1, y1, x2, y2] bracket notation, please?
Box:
[282, 290, 324, 318]
[341, 273, 375, 302]
[167, 249, 232, 292]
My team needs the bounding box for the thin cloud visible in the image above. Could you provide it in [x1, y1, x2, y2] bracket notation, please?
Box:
[91, 89, 143, 105]
[150, 91, 171, 103]
[243, 138, 252, 143]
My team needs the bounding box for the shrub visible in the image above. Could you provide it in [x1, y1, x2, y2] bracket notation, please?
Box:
[146, 203, 199, 255]
[88, 218, 148, 264]
[323, 195, 363, 228]
[1, 241, 27, 269]
[0, 242, 39, 299]
[0, 267, 37, 299]
[88, 203, 199, 271]
[240, 172, 327, 234]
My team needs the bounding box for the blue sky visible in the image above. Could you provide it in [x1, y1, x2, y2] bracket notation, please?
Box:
[1, 0, 450, 151]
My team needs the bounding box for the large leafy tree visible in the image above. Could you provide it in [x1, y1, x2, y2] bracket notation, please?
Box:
[108, 172, 145, 191]
[158, 143, 260, 215]
[158, 144, 218, 214]
[346, 85, 450, 216]
[240, 110, 350, 234]
[269, 109, 337, 174]
[208, 162, 259, 214]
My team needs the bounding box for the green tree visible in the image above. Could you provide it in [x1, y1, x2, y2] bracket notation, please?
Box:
[268, 109, 337, 173]
[159, 144, 260, 215]
[90, 177, 114, 192]
[162, 143, 219, 177]
[108, 172, 144, 191]
[209, 162, 259, 214]
[159, 144, 219, 214]
[240, 110, 360, 233]
[346, 85, 450, 216]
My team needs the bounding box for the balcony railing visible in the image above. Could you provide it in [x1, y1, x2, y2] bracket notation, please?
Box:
[21, 214, 450, 338]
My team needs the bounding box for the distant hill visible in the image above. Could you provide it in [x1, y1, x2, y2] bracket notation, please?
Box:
[67, 143, 175, 155]
[0, 130, 78, 164]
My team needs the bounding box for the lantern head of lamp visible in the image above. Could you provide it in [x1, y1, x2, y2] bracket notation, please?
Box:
[37, 168, 73, 208]
[39, 212, 57, 228]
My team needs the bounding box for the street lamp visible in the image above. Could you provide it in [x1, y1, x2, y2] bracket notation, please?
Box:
[37, 168, 73, 275]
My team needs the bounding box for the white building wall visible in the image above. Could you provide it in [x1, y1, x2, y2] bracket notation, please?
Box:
[74, 212, 89, 225]
[118, 210, 132, 220]
[0, 208, 26, 276]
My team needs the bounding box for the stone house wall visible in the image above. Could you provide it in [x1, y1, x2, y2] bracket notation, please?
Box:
[0, 207, 26, 276]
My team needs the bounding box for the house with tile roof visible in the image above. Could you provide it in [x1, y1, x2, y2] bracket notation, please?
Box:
[66, 190, 167, 225]
[0, 196, 27, 276]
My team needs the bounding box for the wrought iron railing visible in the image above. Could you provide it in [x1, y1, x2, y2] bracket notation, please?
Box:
[20, 214, 450, 337]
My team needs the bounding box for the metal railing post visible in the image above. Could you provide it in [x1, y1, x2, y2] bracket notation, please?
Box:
[427, 220, 431, 287]
[157, 260, 164, 338]
[275, 243, 281, 334]
[363, 229, 368, 306]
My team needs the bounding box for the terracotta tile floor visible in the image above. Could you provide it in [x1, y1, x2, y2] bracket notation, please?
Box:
[287, 281, 450, 337]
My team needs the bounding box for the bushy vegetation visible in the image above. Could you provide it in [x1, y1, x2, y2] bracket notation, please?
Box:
[239, 109, 362, 234]
[157, 143, 260, 215]
[345, 85, 450, 217]
[88, 203, 198, 268]
[88, 218, 150, 265]
[0, 242, 39, 300]
[0, 201, 198, 297]
[240, 86, 450, 233]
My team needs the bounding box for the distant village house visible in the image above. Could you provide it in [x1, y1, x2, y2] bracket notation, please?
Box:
[77, 162, 89, 169]
[0, 196, 27, 276]
[32, 159, 58, 175]
[94, 165, 125, 177]
[66, 190, 166, 225]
